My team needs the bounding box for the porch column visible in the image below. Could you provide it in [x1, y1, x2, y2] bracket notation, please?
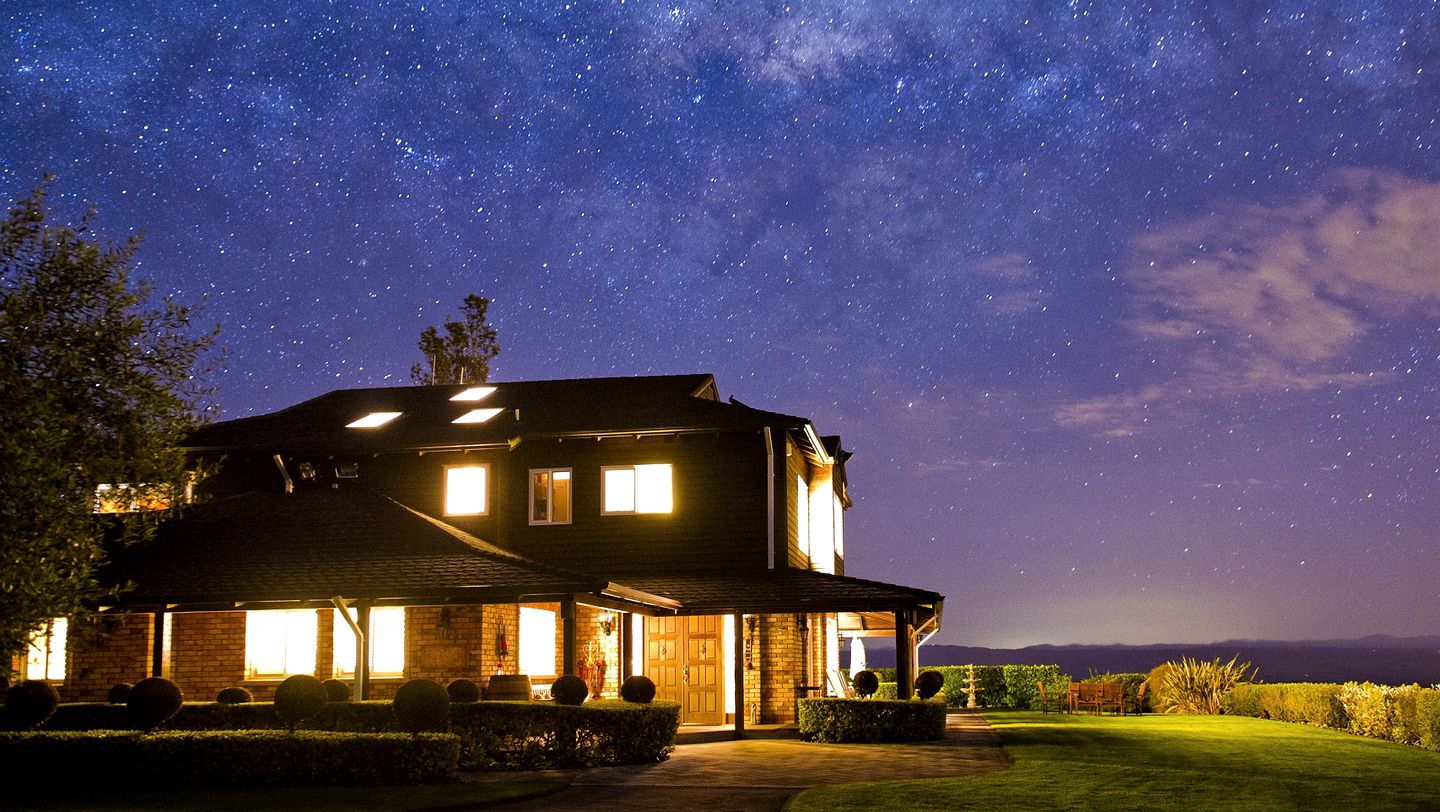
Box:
[560, 597, 577, 675]
[733, 611, 746, 739]
[355, 603, 372, 700]
[620, 612, 634, 680]
[895, 607, 914, 700]
[150, 609, 166, 677]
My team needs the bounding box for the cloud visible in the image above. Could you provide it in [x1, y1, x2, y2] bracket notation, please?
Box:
[1056, 170, 1439, 436]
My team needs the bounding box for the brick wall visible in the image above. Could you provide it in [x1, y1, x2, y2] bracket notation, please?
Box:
[168, 611, 247, 702]
[757, 612, 806, 724]
[576, 605, 621, 697]
[63, 614, 152, 702]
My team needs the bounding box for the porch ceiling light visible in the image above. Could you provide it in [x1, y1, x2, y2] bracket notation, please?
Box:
[453, 407, 504, 424]
[450, 386, 497, 402]
[346, 411, 402, 429]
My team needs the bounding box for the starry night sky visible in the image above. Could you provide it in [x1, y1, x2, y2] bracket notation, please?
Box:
[5, 2, 1438, 646]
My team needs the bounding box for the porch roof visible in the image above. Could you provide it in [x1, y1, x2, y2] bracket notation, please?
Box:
[615, 569, 944, 623]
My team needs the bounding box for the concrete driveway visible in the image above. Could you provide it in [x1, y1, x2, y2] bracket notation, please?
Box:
[462, 710, 1009, 810]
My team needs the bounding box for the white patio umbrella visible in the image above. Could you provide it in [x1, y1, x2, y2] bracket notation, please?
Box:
[849, 636, 868, 679]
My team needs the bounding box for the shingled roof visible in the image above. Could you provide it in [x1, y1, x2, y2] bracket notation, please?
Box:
[186, 373, 814, 455]
[100, 488, 625, 609]
[617, 569, 943, 619]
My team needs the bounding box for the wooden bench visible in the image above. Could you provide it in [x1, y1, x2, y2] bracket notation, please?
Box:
[1068, 682, 1126, 715]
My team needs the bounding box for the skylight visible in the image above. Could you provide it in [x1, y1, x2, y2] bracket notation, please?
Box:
[453, 407, 504, 425]
[346, 411, 402, 429]
[450, 386, 497, 402]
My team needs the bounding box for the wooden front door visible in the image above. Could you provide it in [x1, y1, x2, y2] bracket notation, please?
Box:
[645, 615, 724, 724]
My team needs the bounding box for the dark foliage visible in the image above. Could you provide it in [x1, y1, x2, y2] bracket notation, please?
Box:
[393, 679, 450, 733]
[798, 697, 948, 743]
[126, 677, 182, 732]
[620, 675, 656, 704]
[3, 680, 60, 730]
[273, 675, 328, 731]
[107, 683, 133, 705]
[216, 687, 252, 705]
[446, 678, 481, 703]
[851, 670, 880, 698]
[322, 679, 352, 702]
[550, 675, 589, 706]
[916, 670, 945, 700]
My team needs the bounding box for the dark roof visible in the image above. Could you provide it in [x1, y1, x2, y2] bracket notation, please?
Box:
[101, 488, 610, 608]
[617, 569, 944, 618]
[187, 373, 813, 454]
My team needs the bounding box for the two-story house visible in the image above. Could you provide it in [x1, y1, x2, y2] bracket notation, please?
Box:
[24, 374, 942, 729]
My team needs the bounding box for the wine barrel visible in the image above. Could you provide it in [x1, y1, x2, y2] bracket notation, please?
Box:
[486, 674, 532, 701]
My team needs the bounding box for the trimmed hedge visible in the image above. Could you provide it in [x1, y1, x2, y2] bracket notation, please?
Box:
[0, 730, 457, 786]
[868, 665, 1068, 709]
[40, 698, 680, 770]
[798, 697, 947, 743]
[1222, 682, 1440, 753]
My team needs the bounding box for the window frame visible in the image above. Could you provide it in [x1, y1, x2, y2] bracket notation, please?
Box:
[244, 608, 318, 681]
[332, 606, 406, 679]
[443, 463, 490, 517]
[518, 605, 558, 678]
[25, 618, 67, 682]
[528, 467, 573, 526]
[600, 463, 674, 515]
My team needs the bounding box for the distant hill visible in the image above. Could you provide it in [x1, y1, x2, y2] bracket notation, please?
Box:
[851, 636, 1440, 685]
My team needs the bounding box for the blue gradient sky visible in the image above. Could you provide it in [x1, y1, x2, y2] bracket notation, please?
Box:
[5, 2, 1438, 645]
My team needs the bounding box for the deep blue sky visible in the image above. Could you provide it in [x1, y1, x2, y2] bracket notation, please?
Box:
[5, 2, 1438, 645]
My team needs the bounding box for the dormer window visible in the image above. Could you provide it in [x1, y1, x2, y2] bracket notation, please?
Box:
[450, 386, 497, 402]
[602, 464, 673, 514]
[452, 407, 503, 424]
[346, 412, 402, 429]
[444, 464, 489, 516]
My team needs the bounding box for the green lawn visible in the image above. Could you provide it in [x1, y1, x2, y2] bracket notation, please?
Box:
[8, 779, 566, 811]
[787, 711, 1440, 811]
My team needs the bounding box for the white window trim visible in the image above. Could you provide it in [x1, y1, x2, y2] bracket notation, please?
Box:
[443, 463, 490, 516]
[600, 464, 673, 515]
[529, 468, 573, 526]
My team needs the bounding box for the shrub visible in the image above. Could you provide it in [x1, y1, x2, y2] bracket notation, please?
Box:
[449, 699, 680, 769]
[1222, 683, 1347, 727]
[217, 687, 252, 705]
[0, 730, 458, 786]
[393, 679, 450, 733]
[1155, 656, 1252, 714]
[126, 677, 183, 732]
[274, 675, 329, 731]
[620, 675, 656, 704]
[875, 682, 898, 700]
[915, 670, 945, 700]
[551, 675, 589, 706]
[1340, 681, 1393, 739]
[851, 670, 879, 698]
[447, 678, 481, 703]
[4, 680, 60, 731]
[107, 683, 133, 705]
[1414, 689, 1440, 752]
[322, 679, 352, 702]
[798, 697, 947, 743]
[1001, 665, 1068, 710]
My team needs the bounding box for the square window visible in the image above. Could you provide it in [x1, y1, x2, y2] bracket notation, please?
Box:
[333, 606, 406, 678]
[444, 465, 489, 516]
[519, 606, 557, 677]
[530, 469, 572, 524]
[601, 464, 672, 514]
[25, 618, 67, 681]
[245, 609, 317, 679]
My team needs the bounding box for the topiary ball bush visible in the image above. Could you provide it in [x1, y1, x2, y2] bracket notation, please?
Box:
[126, 676, 183, 732]
[4, 679, 60, 730]
[393, 678, 450, 733]
[916, 670, 945, 700]
[620, 675, 657, 704]
[447, 678, 481, 703]
[322, 678, 351, 702]
[551, 674, 589, 706]
[852, 670, 880, 698]
[217, 686, 252, 704]
[107, 682, 133, 704]
[274, 674, 328, 729]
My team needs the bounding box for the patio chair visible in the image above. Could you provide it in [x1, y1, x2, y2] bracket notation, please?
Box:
[1037, 680, 1063, 714]
[1127, 681, 1148, 715]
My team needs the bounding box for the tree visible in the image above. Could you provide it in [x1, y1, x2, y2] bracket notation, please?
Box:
[0, 178, 217, 676]
[410, 293, 500, 385]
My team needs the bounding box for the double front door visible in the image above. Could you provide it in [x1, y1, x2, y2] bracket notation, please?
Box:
[646, 615, 722, 724]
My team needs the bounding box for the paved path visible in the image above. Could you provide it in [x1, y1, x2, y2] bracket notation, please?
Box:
[462, 710, 1009, 810]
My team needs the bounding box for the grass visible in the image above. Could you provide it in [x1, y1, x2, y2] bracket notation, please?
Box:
[786, 711, 1440, 811]
[7, 779, 566, 811]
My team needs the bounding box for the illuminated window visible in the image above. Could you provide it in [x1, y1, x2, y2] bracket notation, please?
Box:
[530, 469, 572, 525]
[346, 411, 402, 428]
[94, 483, 179, 513]
[519, 606, 557, 676]
[333, 607, 406, 678]
[450, 386, 496, 402]
[25, 618, 67, 681]
[245, 609, 317, 679]
[444, 465, 489, 516]
[833, 493, 845, 558]
[796, 476, 810, 558]
[602, 464, 672, 514]
[453, 407, 503, 424]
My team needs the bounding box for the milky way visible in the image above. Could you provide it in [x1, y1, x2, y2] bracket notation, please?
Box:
[5, 2, 1438, 645]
